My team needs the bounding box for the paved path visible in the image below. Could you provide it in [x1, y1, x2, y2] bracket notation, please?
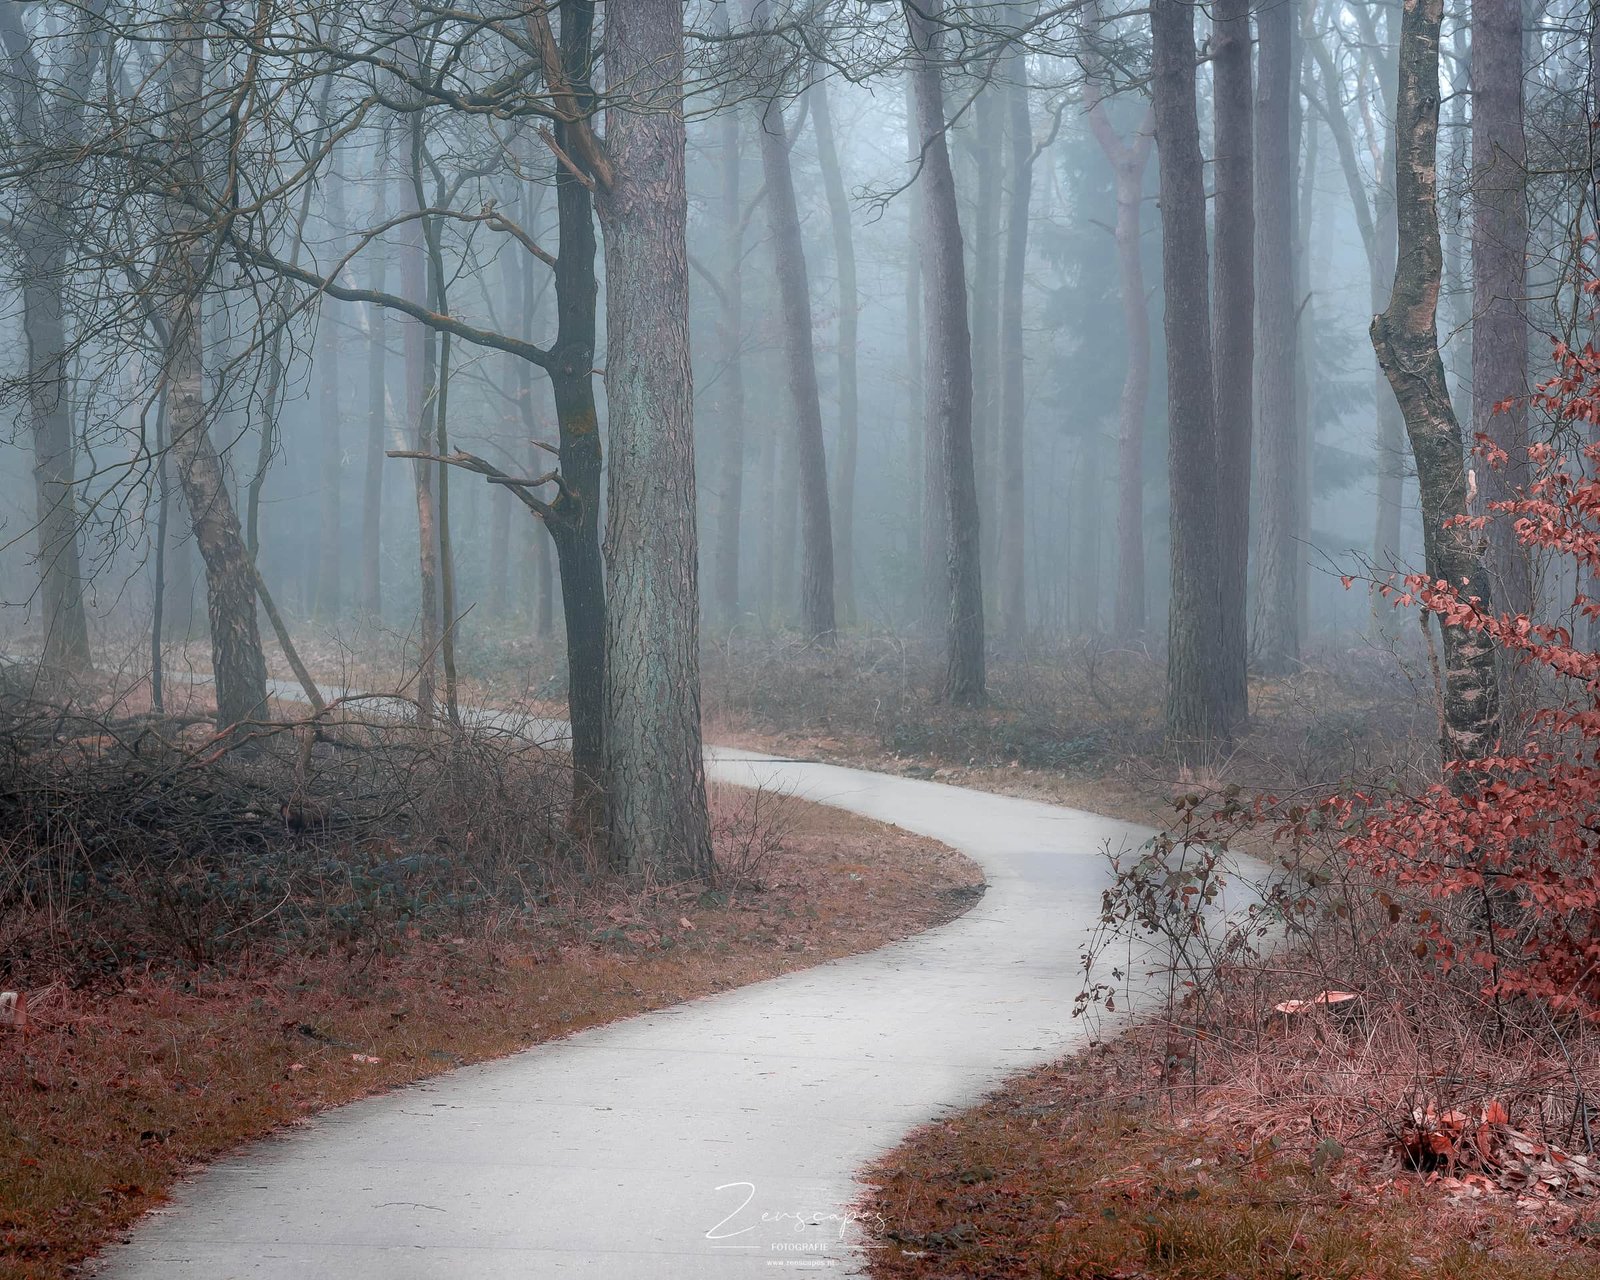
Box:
[94, 690, 1167, 1279]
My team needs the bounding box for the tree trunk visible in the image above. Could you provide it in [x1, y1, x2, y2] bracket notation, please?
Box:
[403, 119, 439, 724]
[361, 177, 388, 618]
[996, 35, 1032, 646]
[314, 165, 343, 622]
[909, 74, 943, 635]
[743, 42, 835, 642]
[907, 0, 985, 705]
[1088, 97, 1154, 640]
[0, 3, 97, 679]
[1151, 0, 1225, 749]
[597, 0, 713, 878]
[1370, 0, 1501, 765]
[969, 85, 1002, 585]
[1254, 0, 1300, 674]
[1471, 0, 1530, 620]
[161, 6, 268, 737]
[811, 80, 859, 627]
[712, 94, 746, 624]
[1212, 0, 1255, 729]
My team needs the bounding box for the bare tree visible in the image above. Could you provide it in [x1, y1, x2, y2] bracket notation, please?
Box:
[1370, 0, 1502, 764]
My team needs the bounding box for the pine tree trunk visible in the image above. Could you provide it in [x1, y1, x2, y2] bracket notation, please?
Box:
[1151, 0, 1225, 749]
[996, 39, 1032, 646]
[811, 81, 859, 627]
[907, 0, 985, 705]
[1253, 0, 1300, 674]
[597, 0, 712, 878]
[712, 92, 746, 624]
[314, 164, 343, 622]
[909, 74, 942, 635]
[162, 5, 267, 737]
[1370, 0, 1502, 765]
[745, 67, 836, 641]
[361, 190, 387, 618]
[1212, 0, 1254, 729]
[1471, 0, 1530, 620]
[969, 86, 1002, 585]
[1088, 98, 1154, 640]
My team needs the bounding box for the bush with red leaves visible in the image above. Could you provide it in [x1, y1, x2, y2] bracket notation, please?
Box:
[1335, 326, 1600, 1016]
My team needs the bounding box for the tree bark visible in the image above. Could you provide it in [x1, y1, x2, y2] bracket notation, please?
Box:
[314, 163, 344, 622]
[711, 88, 747, 624]
[996, 33, 1033, 645]
[742, 30, 836, 642]
[1088, 96, 1154, 640]
[811, 80, 859, 627]
[907, 0, 985, 705]
[161, 6, 268, 737]
[1471, 0, 1531, 620]
[0, 3, 99, 679]
[597, 0, 713, 877]
[361, 179, 388, 618]
[969, 85, 1002, 585]
[1254, 0, 1301, 674]
[909, 74, 942, 634]
[1151, 0, 1225, 748]
[1212, 0, 1255, 729]
[1370, 0, 1502, 765]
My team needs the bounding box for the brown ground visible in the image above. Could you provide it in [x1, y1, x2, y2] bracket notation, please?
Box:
[0, 787, 980, 1280]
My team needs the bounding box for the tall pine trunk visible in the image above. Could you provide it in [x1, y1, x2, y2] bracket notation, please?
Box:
[597, 0, 712, 877]
[996, 37, 1032, 645]
[907, 0, 985, 705]
[1151, 0, 1225, 748]
[743, 42, 835, 641]
[1212, 0, 1254, 729]
[811, 81, 859, 627]
[1370, 0, 1501, 765]
[711, 95, 746, 624]
[1472, 0, 1530, 621]
[1253, 0, 1300, 673]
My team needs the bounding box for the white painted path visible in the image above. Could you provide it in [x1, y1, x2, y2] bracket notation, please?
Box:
[93, 685, 1169, 1279]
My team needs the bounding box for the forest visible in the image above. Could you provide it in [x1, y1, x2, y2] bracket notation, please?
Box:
[5, 0, 1600, 1277]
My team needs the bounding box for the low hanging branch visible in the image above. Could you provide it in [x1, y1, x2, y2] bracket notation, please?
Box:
[386, 449, 562, 521]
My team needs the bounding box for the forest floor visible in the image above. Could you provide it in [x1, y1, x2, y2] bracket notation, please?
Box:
[36, 624, 1600, 1278]
[0, 668, 980, 1280]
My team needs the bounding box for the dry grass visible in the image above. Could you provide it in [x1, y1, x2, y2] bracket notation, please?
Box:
[862, 1030, 1600, 1280]
[0, 786, 979, 1280]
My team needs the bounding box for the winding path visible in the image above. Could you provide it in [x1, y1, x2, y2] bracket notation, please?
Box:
[94, 693, 1163, 1279]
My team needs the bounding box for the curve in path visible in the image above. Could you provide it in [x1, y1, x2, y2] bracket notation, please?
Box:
[93, 695, 1160, 1279]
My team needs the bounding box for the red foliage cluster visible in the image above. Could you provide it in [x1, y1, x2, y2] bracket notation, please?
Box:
[1335, 331, 1600, 1016]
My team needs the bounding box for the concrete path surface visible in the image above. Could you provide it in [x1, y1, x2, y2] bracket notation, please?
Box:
[92, 708, 1163, 1279]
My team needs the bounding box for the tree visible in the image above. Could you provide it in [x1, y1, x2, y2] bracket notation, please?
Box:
[995, 25, 1034, 645]
[160, 5, 269, 736]
[1150, 0, 1224, 747]
[597, 0, 713, 877]
[811, 79, 859, 626]
[907, 0, 985, 706]
[1369, 0, 1501, 764]
[1472, 0, 1531, 623]
[0, 2, 102, 679]
[1088, 88, 1154, 640]
[710, 31, 747, 624]
[741, 2, 836, 642]
[1253, 0, 1301, 673]
[1212, 0, 1255, 730]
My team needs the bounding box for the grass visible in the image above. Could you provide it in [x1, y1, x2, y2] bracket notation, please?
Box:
[862, 1037, 1600, 1280]
[0, 787, 980, 1280]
